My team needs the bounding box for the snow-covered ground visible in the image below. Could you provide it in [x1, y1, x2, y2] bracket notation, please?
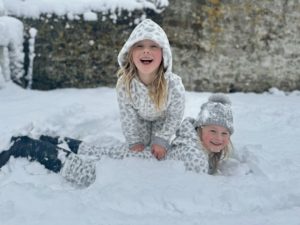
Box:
[0, 82, 300, 225]
[1, 0, 300, 224]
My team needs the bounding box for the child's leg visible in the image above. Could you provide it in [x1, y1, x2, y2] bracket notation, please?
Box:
[5, 136, 96, 187]
[39, 135, 60, 145]
[75, 142, 125, 160]
[0, 149, 12, 169]
[77, 143, 154, 160]
[5, 136, 65, 172]
[123, 147, 154, 159]
[38, 136, 130, 161]
[63, 137, 81, 154]
[39, 135, 81, 154]
[60, 145, 154, 188]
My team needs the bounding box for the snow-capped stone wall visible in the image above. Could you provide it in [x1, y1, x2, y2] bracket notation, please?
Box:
[3, 0, 300, 92]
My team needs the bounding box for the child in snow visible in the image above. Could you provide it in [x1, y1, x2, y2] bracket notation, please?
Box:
[169, 93, 234, 174]
[0, 93, 233, 187]
[116, 19, 185, 160]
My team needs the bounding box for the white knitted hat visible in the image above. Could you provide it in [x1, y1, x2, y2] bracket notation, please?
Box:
[194, 94, 234, 134]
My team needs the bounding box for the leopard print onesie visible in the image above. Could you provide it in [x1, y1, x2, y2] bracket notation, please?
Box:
[116, 19, 185, 150]
[61, 118, 209, 187]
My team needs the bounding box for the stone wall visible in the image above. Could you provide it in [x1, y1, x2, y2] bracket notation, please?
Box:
[17, 0, 300, 92]
[162, 0, 300, 92]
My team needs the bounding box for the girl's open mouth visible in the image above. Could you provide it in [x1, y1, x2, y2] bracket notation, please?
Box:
[140, 59, 153, 64]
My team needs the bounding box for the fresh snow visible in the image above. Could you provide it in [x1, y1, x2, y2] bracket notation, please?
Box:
[2, 0, 169, 18]
[1, 0, 300, 224]
[0, 16, 24, 84]
[0, 83, 300, 225]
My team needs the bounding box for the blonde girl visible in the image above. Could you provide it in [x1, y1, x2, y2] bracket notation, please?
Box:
[168, 93, 234, 174]
[116, 19, 185, 160]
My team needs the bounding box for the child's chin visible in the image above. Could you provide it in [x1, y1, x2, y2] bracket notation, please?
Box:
[209, 148, 222, 153]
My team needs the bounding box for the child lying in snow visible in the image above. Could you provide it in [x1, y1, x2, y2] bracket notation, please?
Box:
[0, 94, 234, 188]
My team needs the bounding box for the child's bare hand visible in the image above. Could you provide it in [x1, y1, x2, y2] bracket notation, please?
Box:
[151, 144, 166, 160]
[130, 144, 145, 152]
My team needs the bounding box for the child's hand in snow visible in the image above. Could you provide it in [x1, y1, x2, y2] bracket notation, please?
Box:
[151, 144, 166, 160]
[130, 143, 145, 152]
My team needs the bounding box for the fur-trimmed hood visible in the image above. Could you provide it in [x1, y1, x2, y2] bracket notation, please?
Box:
[117, 19, 172, 73]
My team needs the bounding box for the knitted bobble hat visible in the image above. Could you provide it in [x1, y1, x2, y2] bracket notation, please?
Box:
[194, 94, 234, 134]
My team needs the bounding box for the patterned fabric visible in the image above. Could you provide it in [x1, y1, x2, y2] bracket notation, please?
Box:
[167, 118, 209, 173]
[61, 118, 209, 187]
[60, 153, 96, 188]
[194, 94, 234, 134]
[116, 19, 185, 150]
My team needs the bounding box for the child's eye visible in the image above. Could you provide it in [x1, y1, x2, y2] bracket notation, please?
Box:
[209, 130, 216, 133]
[151, 45, 159, 48]
[222, 132, 229, 136]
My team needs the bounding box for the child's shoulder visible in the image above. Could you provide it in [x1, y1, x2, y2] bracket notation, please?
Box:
[181, 117, 197, 129]
[166, 72, 182, 81]
[172, 117, 199, 144]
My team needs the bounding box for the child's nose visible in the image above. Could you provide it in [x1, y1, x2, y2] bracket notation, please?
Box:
[143, 47, 150, 53]
[215, 133, 223, 141]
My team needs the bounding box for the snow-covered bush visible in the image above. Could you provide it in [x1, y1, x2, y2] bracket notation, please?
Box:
[0, 1, 24, 87]
[0, 0, 4, 16]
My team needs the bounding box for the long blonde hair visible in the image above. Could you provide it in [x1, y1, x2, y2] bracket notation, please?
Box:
[197, 127, 233, 174]
[117, 48, 167, 110]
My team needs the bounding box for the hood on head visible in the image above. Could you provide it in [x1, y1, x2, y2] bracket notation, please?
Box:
[117, 19, 172, 73]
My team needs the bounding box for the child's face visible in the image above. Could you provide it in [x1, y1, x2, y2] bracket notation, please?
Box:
[132, 39, 162, 85]
[200, 125, 230, 153]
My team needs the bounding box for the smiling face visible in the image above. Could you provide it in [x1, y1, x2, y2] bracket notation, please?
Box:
[131, 39, 163, 85]
[200, 125, 230, 153]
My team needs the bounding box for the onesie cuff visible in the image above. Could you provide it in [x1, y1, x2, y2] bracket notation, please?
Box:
[151, 136, 170, 151]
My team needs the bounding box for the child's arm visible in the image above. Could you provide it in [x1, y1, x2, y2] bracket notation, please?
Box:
[151, 75, 185, 151]
[116, 82, 145, 150]
[169, 143, 209, 173]
[168, 118, 209, 173]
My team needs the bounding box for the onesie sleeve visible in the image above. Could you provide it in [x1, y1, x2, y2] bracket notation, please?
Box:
[116, 79, 145, 148]
[168, 118, 209, 173]
[151, 75, 185, 150]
